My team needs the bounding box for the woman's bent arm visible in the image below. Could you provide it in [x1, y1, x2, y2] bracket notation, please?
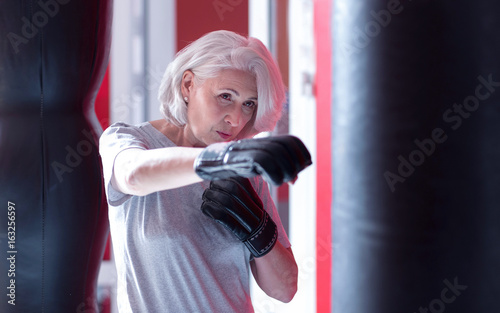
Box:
[250, 243, 298, 303]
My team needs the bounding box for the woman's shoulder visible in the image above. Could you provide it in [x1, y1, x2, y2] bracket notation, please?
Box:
[99, 122, 150, 149]
[103, 121, 155, 137]
[102, 120, 177, 149]
[106, 121, 149, 131]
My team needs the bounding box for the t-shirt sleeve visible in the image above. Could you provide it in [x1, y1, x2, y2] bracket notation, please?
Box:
[252, 177, 291, 249]
[99, 122, 148, 206]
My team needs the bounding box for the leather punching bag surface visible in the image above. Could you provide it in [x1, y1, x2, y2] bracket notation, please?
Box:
[0, 1, 111, 312]
[332, 1, 500, 312]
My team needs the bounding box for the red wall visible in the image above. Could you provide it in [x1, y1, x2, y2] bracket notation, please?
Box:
[314, 0, 333, 312]
[95, 65, 110, 130]
[176, 0, 249, 51]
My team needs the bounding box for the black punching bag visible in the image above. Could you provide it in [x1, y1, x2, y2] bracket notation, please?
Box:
[332, 1, 500, 312]
[0, 1, 111, 312]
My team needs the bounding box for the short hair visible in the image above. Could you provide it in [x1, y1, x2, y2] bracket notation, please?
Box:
[158, 30, 285, 138]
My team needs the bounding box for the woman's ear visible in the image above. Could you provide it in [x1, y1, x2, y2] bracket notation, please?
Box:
[181, 70, 195, 99]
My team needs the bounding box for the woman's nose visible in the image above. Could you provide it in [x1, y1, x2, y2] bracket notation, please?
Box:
[224, 105, 242, 127]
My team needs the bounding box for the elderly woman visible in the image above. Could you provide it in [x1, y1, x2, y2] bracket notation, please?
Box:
[99, 30, 311, 312]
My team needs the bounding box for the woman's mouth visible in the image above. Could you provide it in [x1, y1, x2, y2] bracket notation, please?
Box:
[217, 131, 232, 140]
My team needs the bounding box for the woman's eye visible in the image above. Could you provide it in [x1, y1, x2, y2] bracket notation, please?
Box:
[220, 93, 231, 101]
[243, 101, 256, 108]
[243, 101, 256, 112]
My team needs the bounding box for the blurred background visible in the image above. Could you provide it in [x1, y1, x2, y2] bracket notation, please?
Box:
[95, 1, 331, 312]
[3, 0, 500, 312]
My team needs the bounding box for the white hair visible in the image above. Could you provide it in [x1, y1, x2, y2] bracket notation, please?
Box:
[157, 30, 285, 138]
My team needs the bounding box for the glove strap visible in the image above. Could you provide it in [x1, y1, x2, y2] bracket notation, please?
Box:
[243, 212, 278, 258]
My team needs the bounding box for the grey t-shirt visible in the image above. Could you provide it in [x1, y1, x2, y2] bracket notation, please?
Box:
[99, 122, 291, 313]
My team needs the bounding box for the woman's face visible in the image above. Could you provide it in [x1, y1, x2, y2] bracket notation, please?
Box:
[183, 69, 258, 147]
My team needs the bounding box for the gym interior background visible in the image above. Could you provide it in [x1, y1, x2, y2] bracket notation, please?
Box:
[1, 0, 499, 312]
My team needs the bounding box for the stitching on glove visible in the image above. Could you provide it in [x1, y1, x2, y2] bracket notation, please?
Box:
[248, 213, 278, 255]
[250, 213, 268, 241]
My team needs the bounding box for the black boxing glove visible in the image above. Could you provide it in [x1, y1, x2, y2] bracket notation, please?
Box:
[194, 135, 312, 186]
[201, 177, 278, 258]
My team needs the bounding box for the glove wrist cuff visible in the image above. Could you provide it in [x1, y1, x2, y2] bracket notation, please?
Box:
[244, 212, 278, 258]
